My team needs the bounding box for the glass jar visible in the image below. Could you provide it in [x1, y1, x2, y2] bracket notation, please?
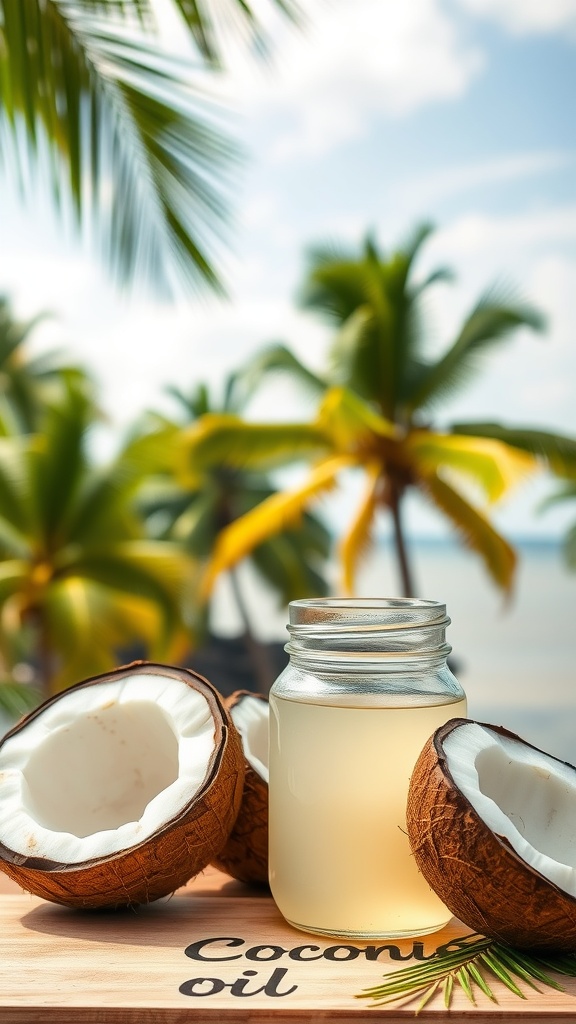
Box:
[268, 597, 466, 940]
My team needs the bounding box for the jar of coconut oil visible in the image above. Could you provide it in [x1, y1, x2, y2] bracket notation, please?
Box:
[268, 598, 466, 940]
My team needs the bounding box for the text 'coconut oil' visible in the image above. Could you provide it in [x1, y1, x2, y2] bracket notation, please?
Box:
[268, 598, 467, 940]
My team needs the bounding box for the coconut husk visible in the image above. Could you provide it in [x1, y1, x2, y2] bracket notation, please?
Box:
[0, 662, 245, 909]
[211, 690, 269, 886]
[407, 718, 576, 951]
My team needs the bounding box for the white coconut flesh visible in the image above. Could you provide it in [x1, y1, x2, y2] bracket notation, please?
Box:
[444, 722, 576, 898]
[0, 671, 216, 864]
[229, 698, 268, 783]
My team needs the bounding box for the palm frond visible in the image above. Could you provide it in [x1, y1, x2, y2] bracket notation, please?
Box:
[0, 0, 236, 294]
[169, 0, 304, 66]
[299, 249, 375, 325]
[327, 305, 376, 391]
[27, 377, 95, 545]
[357, 933, 576, 1013]
[250, 529, 330, 605]
[238, 343, 327, 400]
[409, 431, 536, 503]
[178, 415, 330, 478]
[408, 287, 545, 413]
[0, 679, 40, 717]
[201, 454, 354, 595]
[317, 387, 397, 451]
[419, 470, 517, 595]
[170, 488, 221, 554]
[44, 576, 188, 691]
[414, 265, 455, 294]
[64, 539, 194, 603]
[338, 461, 380, 594]
[452, 422, 576, 479]
[0, 437, 36, 539]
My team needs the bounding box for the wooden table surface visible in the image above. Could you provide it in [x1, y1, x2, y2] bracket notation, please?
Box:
[0, 868, 575, 1022]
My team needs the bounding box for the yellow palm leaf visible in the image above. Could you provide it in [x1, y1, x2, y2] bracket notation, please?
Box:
[338, 462, 381, 595]
[177, 414, 329, 484]
[202, 454, 355, 596]
[419, 471, 517, 595]
[409, 431, 536, 502]
[317, 387, 397, 452]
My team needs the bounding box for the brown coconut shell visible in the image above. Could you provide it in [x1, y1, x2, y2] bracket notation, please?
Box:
[407, 718, 576, 951]
[211, 690, 269, 885]
[0, 661, 245, 909]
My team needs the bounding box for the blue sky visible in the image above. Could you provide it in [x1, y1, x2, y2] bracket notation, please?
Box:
[1, 0, 575, 540]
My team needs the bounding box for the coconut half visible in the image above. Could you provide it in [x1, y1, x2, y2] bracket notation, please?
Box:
[0, 662, 245, 908]
[211, 690, 269, 885]
[407, 718, 576, 950]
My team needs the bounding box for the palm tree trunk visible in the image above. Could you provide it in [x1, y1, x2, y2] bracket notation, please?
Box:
[228, 566, 276, 694]
[389, 479, 416, 598]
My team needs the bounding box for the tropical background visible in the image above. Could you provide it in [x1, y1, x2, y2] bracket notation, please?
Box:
[0, 0, 575, 759]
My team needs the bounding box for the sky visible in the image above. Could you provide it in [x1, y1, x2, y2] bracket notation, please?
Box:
[1, 0, 576, 541]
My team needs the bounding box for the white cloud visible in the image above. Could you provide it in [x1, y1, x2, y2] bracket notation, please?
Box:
[430, 205, 576, 262]
[455, 0, 576, 35]
[223, 0, 483, 160]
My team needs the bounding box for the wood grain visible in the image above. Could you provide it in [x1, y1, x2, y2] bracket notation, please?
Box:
[0, 870, 575, 1021]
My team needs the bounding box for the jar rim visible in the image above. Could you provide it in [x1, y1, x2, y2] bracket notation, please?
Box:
[288, 597, 447, 628]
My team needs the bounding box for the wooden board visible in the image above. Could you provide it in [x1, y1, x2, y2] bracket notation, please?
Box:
[1, 871, 576, 1022]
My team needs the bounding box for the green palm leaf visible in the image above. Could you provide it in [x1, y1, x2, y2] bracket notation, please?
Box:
[0, 0, 235, 294]
[409, 288, 545, 413]
[169, 0, 304, 66]
[64, 540, 195, 638]
[357, 934, 576, 1012]
[419, 470, 517, 594]
[0, 0, 303, 292]
[452, 422, 576, 479]
[0, 437, 37, 541]
[0, 680, 40, 717]
[238, 343, 327, 400]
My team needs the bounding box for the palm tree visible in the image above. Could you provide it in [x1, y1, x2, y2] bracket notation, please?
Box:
[0, 0, 302, 294]
[129, 373, 330, 690]
[0, 294, 78, 432]
[0, 371, 196, 697]
[193, 224, 576, 598]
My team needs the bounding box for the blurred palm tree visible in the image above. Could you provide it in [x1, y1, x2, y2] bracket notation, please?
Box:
[0, 294, 78, 432]
[0, 372, 196, 699]
[195, 224, 576, 597]
[129, 373, 330, 690]
[0, 0, 302, 294]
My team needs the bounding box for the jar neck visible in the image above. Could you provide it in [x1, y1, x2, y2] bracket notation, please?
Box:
[275, 598, 464, 706]
[286, 598, 452, 669]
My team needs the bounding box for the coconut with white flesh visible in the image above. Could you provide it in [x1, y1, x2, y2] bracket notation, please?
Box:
[407, 718, 576, 950]
[0, 662, 245, 909]
[211, 690, 269, 885]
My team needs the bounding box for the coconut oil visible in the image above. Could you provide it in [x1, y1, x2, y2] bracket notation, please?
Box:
[269, 693, 466, 938]
[268, 598, 467, 939]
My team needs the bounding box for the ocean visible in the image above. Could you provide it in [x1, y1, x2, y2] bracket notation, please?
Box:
[212, 538, 576, 763]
